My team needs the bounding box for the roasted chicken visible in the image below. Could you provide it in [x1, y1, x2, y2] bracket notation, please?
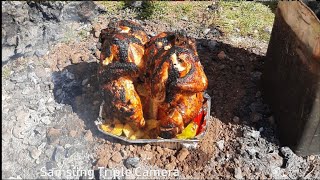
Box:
[98, 20, 149, 128]
[143, 31, 208, 138]
[98, 21, 208, 139]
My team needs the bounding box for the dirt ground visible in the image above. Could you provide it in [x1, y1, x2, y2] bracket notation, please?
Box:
[2, 2, 320, 179]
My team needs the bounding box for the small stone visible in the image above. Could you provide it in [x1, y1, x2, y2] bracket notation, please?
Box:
[309, 155, 315, 161]
[244, 129, 260, 139]
[94, 31, 100, 38]
[16, 111, 30, 123]
[255, 91, 261, 98]
[177, 148, 189, 162]
[21, 87, 31, 95]
[96, 157, 109, 167]
[203, 28, 211, 35]
[246, 148, 257, 156]
[71, 53, 81, 64]
[107, 161, 116, 168]
[156, 146, 164, 154]
[139, 151, 153, 160]
[216, 140, 225, 151]
[233, 116, 240, 123]
[81, 54, 90, 62]
[264, 26, 272, 34]
[93, 23, 101, 32]
[47, 97, 54, 103]
[259, 127, 264, 132]
[280, 147, 294, 158]
[45, 145, 55, 158]
[46, 161, 58, 170]
[208, 40, 217, 50]
[66, 71, 75, 80]
[218, 51, 226, 60]
[53, 146, 65, 162]
[114, 144, 121, 151]
[182, 165, 189, 172]
[69, 130, 77, 137]
[82, 79, 89, 86]
[11, 74, 27, 83]
[169, 155, 176, 163]
[84, 130, 93, 142]
[181, 16, 189, 21]
[64, 145, 75, 157]
[12, 126, 24, 139]
[129, 145, 135, 152]
[253, 29, 259, 34]
[41, 116, 51, 125]
[47, 128, 61, 145]
[120, 149, 127, 157]
[143, 144, 151, 151]
[30, 147, 42, 159]
[165, 162, 176, 170]
[130, 1, 143, 8]
[47, 106, 55, 113]
[111, 152, 123, 163]
[234, 167, 243, 179]
[124, 157, 140, 168]
[95, 50, 101, 59]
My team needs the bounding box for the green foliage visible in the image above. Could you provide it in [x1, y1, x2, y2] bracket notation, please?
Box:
[100, 1, 125, 12]
[214, 1, 275, 42]
[99, 1, 275, 42]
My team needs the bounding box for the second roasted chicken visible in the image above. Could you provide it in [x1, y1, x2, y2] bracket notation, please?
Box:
[142, 31, 208, 138]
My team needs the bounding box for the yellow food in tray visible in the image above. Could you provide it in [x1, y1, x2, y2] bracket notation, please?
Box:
[176, 121, 198, 139]
[123, 123, 134, 137]
[100, 124, 112, 133]
[100, 119, 199, 140]
[129, 129, 145, 140]
[111, 123, 124, 136]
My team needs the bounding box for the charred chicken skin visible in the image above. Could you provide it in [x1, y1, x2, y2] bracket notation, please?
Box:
[143, 32, 208, 138]
[99, 20, 149, 128]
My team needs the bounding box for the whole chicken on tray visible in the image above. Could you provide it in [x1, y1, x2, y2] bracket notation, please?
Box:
[98, 20, 208, 140]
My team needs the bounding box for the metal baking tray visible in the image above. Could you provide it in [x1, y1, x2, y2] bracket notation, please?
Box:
[95, 93, 211, 146]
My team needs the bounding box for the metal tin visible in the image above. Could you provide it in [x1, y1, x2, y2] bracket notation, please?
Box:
[95, 93, 211, 146]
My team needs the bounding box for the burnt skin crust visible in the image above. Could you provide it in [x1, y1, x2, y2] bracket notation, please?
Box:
[100, 62, 139, 83]
[113, 34, 143, 63]
[101, 33, 143, 64]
